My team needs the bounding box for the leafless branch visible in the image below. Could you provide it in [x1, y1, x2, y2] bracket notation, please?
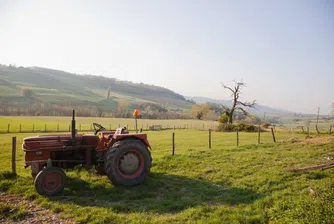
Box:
[235, 107, 250, 116]
[233, 80, 245, 87]
[221, 83, 234, 93]
[221, 80, 256, 124]
[221, 105, 229, 110]
[238, 100, 256, 108]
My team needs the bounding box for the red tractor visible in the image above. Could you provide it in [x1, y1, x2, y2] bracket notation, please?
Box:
[22, 111, 152, 196]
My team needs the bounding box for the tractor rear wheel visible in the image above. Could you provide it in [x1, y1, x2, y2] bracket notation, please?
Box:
[34, 167, 66, 196]
[105, 140, 152, 186]
[95, 163, 105, 175]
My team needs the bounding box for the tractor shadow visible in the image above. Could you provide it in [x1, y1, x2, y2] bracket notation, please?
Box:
[51, 172, 264, 213]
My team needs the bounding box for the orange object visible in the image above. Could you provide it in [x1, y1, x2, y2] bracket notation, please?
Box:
[133, 109, 140, 117]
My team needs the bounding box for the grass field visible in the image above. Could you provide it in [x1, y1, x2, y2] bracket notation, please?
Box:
[0, 116, 219, 133]
[1, 116, 333, 135]
[0, 128, 333, 223]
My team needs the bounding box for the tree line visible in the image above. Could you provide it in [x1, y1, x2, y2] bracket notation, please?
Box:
[0, 80, 266, 125]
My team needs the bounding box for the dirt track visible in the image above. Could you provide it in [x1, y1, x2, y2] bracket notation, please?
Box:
[0, 193, 74, 224]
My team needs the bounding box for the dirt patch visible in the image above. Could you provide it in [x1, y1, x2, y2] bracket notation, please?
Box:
[0, 193, 74, 224]
[292, 136, 332, 145]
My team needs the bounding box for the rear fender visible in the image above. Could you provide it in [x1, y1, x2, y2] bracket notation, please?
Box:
[112, 134, 151, 150]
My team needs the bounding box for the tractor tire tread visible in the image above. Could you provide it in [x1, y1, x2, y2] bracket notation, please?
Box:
[104, 139, 151, 186]
[34, 167, 66, 196]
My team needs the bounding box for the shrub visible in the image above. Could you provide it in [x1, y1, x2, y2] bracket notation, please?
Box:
[217, 123, 235, 132]
[261, 122, 271, 128]
[218, 114, 229, 124]
[217, 123, 259, 132]
[242, 124, 258, 132]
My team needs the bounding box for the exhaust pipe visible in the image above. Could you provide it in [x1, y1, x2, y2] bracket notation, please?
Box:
[71, 110, 76, 140]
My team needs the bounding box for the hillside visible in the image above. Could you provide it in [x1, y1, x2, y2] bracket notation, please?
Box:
[186, 96, 293, 116]
[0, 64, 295, 119]
[0, 65, 193, 116]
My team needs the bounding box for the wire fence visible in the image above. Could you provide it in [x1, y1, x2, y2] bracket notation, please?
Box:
[1, 122, 333, 136]
[0, 123, 220, 134]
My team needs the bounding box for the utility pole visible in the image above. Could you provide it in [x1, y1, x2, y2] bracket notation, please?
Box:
[263, 112, 280, 123]
[316, 107, 320, 126]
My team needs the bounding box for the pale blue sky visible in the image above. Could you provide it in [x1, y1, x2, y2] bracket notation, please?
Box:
[0, 0, 333, 114]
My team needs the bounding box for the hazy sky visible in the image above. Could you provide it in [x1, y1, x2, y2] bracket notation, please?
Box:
[1, 0, 333, 114]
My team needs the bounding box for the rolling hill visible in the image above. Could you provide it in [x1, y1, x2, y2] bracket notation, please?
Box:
[0, 64, 193, 114]
[186, 96, 292, 116]
[0, 64, 293, 118]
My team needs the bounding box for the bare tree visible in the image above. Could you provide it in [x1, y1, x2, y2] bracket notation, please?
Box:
[192, 103, 209, 120]
[117, 100, 128, 118]
[96, 107, 104, 117]
[221, 81, 256, 124]
[0, 98, 9, 115]
[21, 88, 35, 113]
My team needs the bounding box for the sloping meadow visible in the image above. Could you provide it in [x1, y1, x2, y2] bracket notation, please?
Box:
[0, 130, 333, 223]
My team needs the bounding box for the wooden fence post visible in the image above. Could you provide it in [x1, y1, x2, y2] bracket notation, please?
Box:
[172, 132, 175, 155]
[315, 125, 320, 134]
[12, 137, 16, 174]
[258, 124, 261, 144]
[329, 125, 332, 135]
[209, 129, 212, 149]
[236, 129, 239, 147]
[7, 124, 10, 133]
[271, 127, 276, 142]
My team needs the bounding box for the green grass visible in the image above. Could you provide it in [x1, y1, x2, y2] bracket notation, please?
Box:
[0, 129, 333, 223]
[275, 115, 334, 132]
[0, 201, 29, 220]
[0, 116, 219, 133]
[2, 116, 333, 135]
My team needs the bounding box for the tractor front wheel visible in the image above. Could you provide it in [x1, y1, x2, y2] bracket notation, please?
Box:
[105, 140, 152, 186]
[34, 167, 66, 196]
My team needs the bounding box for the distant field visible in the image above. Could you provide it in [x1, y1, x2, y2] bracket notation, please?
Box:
[1, 116, 333, 135]
[281, 120, 333, 130]
[0, 116, 219, 133]
[0, 130, 333, 223]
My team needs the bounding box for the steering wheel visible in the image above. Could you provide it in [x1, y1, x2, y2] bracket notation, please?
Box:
[93, 123, 107, 135]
